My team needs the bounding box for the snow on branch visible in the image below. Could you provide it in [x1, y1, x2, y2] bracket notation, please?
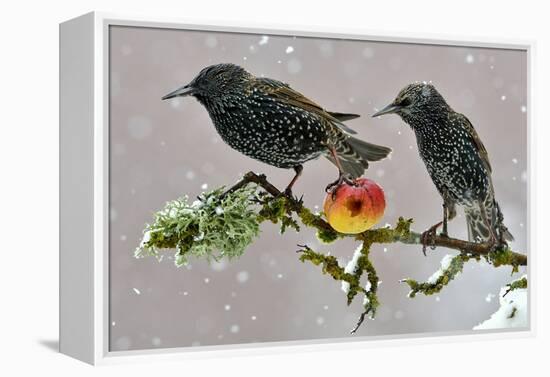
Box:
[474, 275, 528, 330]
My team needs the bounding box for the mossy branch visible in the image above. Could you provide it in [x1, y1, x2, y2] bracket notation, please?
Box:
[230, 172, 527, 267]
[135, 185, 261, 266]
[136, 171, 527, 332]
[503, 276, 528, 297]
[401, 254, 468, 297]
[297, 242, 380, 333]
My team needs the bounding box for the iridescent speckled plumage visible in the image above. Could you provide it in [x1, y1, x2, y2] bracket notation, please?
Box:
[373, 83, 513, 244]
[163, 63, 391, 193]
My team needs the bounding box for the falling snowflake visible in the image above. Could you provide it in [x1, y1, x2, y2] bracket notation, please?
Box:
[287, 58, 302, 74]
[127, 116, 152, 140]
[362, 47, 375, 59]
[205, 36, 218, 48]
[152, 337, 162, 346]
[485, 293, 496, 303]
[285, 46, 294, 54]
[236, 270, 249, 283]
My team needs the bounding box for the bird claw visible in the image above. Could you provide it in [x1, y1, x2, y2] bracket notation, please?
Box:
[294, 194, 304, 206]
[486, 236, 506, 253]
[296, 244, 310, 253]
[420, 221, 443, 256]
[325, 173, 356, 199]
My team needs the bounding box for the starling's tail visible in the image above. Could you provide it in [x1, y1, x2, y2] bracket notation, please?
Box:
[328, 112, 360, 122]
[465, 209, 492, 243]
[346, 136, 392, 162]
[465, 198, 514, 243]
[325, 137, 391, 178]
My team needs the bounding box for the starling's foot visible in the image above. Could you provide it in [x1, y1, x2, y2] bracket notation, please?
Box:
[485, 231, 501, 252]
[325, 173, 356, 199]
[277, 189, 303, 206]
[283, 187, 293, 197]
[420, 221, 443, 256]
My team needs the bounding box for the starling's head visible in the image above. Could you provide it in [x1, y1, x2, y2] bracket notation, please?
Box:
[162, 63, 251, 103]
[372, 82, 450, 125]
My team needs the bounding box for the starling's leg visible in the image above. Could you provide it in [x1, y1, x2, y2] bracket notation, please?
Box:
[439, 188, 452, 238]
[441, 202, 449, 238]
[284, 165, 303, 197]
[325, 146, 355, 197]
[421, 191, 452, 254]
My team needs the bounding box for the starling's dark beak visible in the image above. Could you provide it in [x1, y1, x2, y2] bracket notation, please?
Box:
[372, 103, 402, 117]
[162, 85, 195, 100]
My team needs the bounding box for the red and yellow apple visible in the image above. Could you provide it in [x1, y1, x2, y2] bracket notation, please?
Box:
[323, 178, 385, 234]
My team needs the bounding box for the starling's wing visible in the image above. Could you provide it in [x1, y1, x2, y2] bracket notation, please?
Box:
[455, 112, 492, 173]
[255, 77, 358, 135]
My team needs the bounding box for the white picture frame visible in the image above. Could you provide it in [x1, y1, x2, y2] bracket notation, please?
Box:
[59, 11, 535, 365]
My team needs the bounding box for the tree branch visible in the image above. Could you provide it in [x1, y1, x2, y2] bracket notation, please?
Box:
[230, 171, 527, 267]
[137, 170, 527, 333]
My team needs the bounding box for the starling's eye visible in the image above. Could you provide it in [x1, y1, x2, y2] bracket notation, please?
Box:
[399, 97, 411, 107]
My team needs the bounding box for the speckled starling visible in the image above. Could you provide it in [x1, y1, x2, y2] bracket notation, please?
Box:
[373, 83, 513, 244]
[162, 63, 391, 194]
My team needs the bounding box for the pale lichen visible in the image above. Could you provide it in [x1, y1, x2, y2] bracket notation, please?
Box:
[135, 185, 260, 266]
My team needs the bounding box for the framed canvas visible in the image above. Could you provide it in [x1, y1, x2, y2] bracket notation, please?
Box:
[59, 12, 534, 365]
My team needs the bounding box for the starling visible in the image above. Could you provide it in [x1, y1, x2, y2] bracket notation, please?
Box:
[373, 83, 513, 245]
[162, 63, 391, 194]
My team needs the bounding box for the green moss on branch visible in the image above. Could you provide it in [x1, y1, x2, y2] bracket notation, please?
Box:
[401, 254, 468, 297]
[503, 276, 528, 297]
[298, 242, 380, 333]
[135, 186, 260, 266]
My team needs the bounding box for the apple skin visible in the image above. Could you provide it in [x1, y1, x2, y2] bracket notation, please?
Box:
[323, 178, 386, 234]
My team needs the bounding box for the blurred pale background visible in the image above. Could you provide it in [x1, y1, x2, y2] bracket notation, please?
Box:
[108, 26, 527, 351]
